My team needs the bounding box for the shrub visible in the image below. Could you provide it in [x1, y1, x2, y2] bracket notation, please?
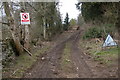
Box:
[83, 26, 103, 39]
[83, 23, 116, 40]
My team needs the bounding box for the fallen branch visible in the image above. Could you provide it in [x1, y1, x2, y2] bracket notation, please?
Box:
[21, 46, 32, 56]
[26, 2, 37, 11]
[12, 69, 19, 75]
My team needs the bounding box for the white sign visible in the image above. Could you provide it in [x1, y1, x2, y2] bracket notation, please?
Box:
[20, 13, 30, 24]
[103, 34, 117, 47]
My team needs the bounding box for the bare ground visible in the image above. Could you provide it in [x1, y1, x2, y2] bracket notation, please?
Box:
[23, 29, 118, 78]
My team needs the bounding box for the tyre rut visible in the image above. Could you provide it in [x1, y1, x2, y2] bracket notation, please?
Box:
[71, 31, 94, 78]
[23, 31, 80, 78]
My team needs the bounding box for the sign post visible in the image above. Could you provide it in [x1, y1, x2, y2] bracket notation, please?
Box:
[20, 13, 30, 25]
[20, 13, 30, 50]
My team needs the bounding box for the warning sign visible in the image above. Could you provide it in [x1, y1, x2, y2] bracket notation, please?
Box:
[20, 13, 30, 24]
[103, 34, 117, 47]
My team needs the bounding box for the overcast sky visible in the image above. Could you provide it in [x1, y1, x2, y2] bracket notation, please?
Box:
[59, 0, 80, 21]
[0, 0, 80, 21]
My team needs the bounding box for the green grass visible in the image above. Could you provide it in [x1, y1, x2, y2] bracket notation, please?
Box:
[79, 39, 119, 65]
[3, 46, 50, 78]
[94, 47, 119, 64]
[96, 47, 119, 55]
[61, 42, 73, 73]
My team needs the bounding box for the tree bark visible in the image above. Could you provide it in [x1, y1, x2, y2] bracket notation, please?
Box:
[24, 25, 30, 50]
[3, 2, 23, 55]
[20, 2, 30, 50]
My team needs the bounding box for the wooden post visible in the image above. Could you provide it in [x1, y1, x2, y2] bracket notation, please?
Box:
[20, 2, 30, 50]
[24, 24, 30, 50]
[43, 18, 46, 39]
[43, 3, 46, 40]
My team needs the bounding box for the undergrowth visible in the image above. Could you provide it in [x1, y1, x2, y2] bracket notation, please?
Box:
[79, 38, 118, 65]
[83, 24, 116, 39]
[2, 46, 50, 78]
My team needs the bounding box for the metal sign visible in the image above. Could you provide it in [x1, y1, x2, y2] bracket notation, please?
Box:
[103, 34, 117, 47]
[20, 13, 30, 24]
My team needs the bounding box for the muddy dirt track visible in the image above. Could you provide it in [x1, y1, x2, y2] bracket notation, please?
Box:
[23, 29, 118, 78]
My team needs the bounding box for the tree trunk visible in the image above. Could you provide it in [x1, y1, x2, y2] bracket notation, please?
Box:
[24, 25, 30, 50]
[3, 2, 23, 55]
[20, 2, 30, 50]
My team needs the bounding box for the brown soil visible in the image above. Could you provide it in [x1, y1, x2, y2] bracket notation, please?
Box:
[23, 28, 118, 78]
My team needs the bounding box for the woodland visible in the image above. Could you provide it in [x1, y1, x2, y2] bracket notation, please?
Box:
[0, 1, 119, 78]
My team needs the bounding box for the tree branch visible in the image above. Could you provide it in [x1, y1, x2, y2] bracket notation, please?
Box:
[0, 4, 3, 9]
[0, 21, 9, 25]
[26, 2, 37, 12]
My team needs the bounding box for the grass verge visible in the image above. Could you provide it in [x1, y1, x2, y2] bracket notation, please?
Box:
[60, 42, 73, 73]
[79, 38, 119, 65]
[3, 45, 50, 78]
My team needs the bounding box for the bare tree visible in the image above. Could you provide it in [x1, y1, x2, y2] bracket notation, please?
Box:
[3, 2, 23, 55]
